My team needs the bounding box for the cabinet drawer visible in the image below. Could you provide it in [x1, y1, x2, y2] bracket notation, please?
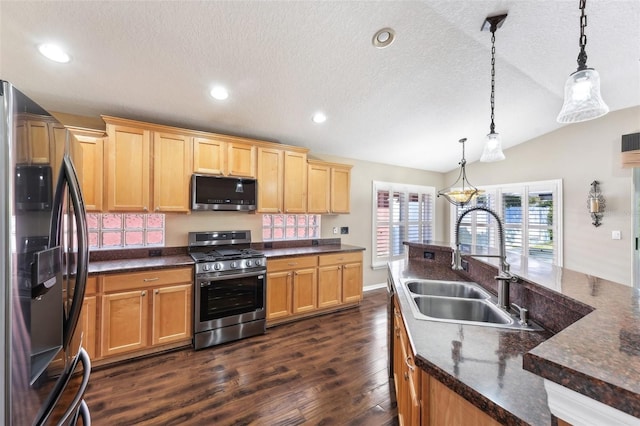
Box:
[86, 275, 98, 295]
[102, 267, 193, 293]
[318, 251, 362, 266]
[267, 255, 317, 272]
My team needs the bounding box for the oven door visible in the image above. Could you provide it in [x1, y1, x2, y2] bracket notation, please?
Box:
[195, 269, 266, 333]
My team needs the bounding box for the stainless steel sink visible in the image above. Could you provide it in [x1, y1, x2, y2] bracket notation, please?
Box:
[412, 297, 511, 324]
[405, 279, 491, 299]
[400, 279, 543, 331]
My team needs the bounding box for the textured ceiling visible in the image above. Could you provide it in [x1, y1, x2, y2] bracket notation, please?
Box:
[1, 1, 639, 173]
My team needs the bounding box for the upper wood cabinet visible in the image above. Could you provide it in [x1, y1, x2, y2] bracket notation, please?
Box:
[257, 146, 309, 213]
[193, 136, 256, 178]
[104, 119, 151, 212]
[68, 128, 105, 212]
[283, 150, 308, 213]
[15, 114, 63, 165]
[307, 160, 352, 214]
[103, 116, 192, 213]
[153, 131, 192, 212]
[193, 136, 225, 175]
[257, 147, 284, 213]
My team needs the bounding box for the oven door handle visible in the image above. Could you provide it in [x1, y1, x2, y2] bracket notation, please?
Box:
[200, 270, 265, 283]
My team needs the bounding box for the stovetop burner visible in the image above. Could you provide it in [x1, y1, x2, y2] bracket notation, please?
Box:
[190, 247, 264, 263]
[187, 230, 266, 274]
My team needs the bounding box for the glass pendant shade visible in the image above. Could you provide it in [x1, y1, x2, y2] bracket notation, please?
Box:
[557, 68, 609, 123]
[480, 132, 505, 162]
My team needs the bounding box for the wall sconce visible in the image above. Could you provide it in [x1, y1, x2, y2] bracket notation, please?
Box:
[587, 180, 605, 227]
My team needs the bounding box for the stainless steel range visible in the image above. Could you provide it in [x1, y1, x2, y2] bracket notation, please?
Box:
[188, 230, 266, 350]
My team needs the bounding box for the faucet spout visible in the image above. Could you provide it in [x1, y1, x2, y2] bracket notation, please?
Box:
[453, 206, 516, 310]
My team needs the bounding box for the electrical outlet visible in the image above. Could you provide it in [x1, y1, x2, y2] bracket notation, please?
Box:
[333, 227, 339, 234]
[612, 230, 622, 240]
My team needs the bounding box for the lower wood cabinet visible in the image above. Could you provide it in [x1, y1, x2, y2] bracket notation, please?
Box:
[97, 267, 193, 360]
[266, 255, 318, 320]
[393, 296, 502, 426]
[267, 251, 363, 325]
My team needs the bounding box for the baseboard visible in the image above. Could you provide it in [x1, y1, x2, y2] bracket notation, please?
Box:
[364, 282, 387, 291]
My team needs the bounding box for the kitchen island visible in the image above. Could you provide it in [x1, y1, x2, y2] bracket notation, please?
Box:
[390, 242, 640, 425]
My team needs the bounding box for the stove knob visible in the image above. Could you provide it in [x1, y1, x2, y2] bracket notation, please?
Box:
[230, 261, 237, 269]
[254, 259, 262, 266]
[202, 264, 210, 272]
[246, 260, 252, 267]
[214, 263, 222, 271]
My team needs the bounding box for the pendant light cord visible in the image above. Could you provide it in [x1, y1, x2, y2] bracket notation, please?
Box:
[489, 26, 497, 134]
[577, 0, 588, 70]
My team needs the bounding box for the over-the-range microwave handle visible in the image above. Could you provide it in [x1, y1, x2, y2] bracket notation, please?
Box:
[49, 153, 89, 350]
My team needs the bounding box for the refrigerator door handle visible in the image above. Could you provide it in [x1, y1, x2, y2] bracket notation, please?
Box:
[75, 400, 91, 426]
[34, 347, 91, 425]
[54, 347, 91, 426]
[50, 153, 89, 349]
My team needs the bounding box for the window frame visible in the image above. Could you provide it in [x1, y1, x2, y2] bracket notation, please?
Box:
[448, 179, 563, 266]
[371, 181, 436, 269]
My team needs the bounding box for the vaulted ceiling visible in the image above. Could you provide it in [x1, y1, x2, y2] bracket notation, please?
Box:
[1, 1, 639, 172]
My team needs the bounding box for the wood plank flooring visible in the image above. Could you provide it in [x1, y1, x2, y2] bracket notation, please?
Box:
[84, 288, 398, 425]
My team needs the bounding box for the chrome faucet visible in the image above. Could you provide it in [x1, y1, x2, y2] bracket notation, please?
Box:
[452, 206, 518, 310]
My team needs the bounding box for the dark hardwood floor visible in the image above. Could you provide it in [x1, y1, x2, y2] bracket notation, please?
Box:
[84, 288, 398, 425]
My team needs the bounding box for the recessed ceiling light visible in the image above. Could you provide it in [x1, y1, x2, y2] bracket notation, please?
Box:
[312, 112, 327, 124]
[38, 43, 70, 63]
[210, 86, 229, 100]
[372, 28, 395, 48]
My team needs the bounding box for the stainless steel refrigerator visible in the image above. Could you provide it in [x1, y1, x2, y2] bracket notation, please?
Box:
[1, 80, 91, 424]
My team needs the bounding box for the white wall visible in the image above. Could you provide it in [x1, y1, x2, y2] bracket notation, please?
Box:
[449, 106, 640, 285]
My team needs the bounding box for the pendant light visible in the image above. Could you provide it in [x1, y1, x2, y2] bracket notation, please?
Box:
[438, 138, 484, 207]
[557, 0, 609, 123]
[480, 14, 507, 163]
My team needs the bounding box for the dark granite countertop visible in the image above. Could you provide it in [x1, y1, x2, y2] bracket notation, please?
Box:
[389, 257, 553, 425]
[88, 255, 194, 275]
[87, 244, 365, 274]
[260, 244, 365, 258]
[397, 241, 640, 424]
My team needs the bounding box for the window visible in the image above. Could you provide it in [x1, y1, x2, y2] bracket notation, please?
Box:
[262, 214, 321, 241]
[87, 213, 165, 250]
[449, 179, 562, 265]
[372, 181, 435, 268]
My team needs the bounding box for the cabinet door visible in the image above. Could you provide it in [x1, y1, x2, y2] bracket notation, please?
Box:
[105, 124, 151, 211]
[307, 163, 330, 214]
[266, 271, 292, 320]
[227, 142, 256, 177]
[317, 265, 341, 309]
[16, 117, 28, 163]
[342, 262, 363, 304]
[193, 136, 225, 175]
[74, 134, 104, 211]
[292, 267, 317, 314]
[331, 166, 351, 213]
[28, 120, 52, 164]
[50, 124, 69, 169]
[100, 289, 149, 357]
[257, 147, 284, 213]
[151, 284, 192, 345]
[153, 132, 192, 212]
[80, 296, 97, 359]
[283, 151, 307, 213]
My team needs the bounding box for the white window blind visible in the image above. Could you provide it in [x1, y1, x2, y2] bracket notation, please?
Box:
[450, 180, 562, 265]
[373, 181, 435, 268]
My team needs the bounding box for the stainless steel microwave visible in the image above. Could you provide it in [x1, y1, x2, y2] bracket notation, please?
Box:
[191, 174, 257, 211]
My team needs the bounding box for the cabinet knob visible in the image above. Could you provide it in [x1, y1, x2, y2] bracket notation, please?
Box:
[155, 289, 159, 294]
[143, 206, 148, 212]
[405, 356, 415, 372]
[155, 207, 160, 212]
[141, 291, 146, 296]
[404, 372, 409, 381]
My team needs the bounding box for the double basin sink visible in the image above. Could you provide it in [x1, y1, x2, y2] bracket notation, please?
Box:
[401, 279, 542, 331]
